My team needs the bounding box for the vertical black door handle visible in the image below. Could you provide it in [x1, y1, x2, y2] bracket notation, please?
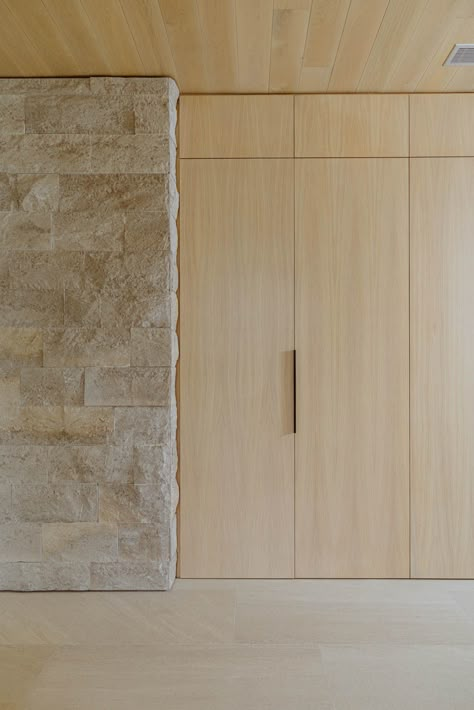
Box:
[293, 349, 297, 434]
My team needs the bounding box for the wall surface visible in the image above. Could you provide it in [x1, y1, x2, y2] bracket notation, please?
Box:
[0, 77, 179, 590]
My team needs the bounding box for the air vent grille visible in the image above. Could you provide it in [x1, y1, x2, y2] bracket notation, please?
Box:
[444, 44, 474, 66]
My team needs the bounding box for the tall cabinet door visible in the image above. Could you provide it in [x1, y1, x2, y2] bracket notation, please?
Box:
[295, 159, 410, 578]
[180, 159, 295, 578]
[411, 158, 474, 578]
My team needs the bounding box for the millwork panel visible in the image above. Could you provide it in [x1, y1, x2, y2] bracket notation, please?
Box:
[295, 94, 409, 157]
[411, 158, 474, 578]
[180, 159, 295, 578]
[411, 94, 474, 157]
[295, 158, 410, 578]
[179, 95, 294, 158]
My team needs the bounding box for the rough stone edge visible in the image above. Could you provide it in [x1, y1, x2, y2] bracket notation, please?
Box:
[0, 76, 180, 592]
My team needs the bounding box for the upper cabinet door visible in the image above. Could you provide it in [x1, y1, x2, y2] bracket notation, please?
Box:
[295, 158, 409, 578]
[180, 159, 295, 578]
[180, 95, 294, 158]
[411, 95, 474, 157]
[411, 158, 474, 578]
[295, 95, 409, 157]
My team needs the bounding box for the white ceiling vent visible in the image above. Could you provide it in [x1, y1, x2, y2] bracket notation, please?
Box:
[444, 44, 474, 66]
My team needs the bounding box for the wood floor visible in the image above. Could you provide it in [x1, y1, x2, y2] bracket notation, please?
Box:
[2, 580, 474, 709]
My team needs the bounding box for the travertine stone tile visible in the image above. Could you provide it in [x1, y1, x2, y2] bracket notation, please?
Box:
[48, 445, 107, 483]
[85, 367, 170, 407]
[0, 78, 91, 94]
[0, 173, 15, 209]
[101, 291, 171, 328]
[43, 328, 130, 368]
[12, 483, 98, 522]
[91, 77, 175, 96]
[99, 484, 169, 524]
[64, 288, 100, 327]
[0, 523, 41, 561]
[131, 328, 172, 366]
[0, 212, 51, 250]
[20, 368, 84, 406]
[90, 134, 170, 174]
[105, 444, 170, 484]
[83, 251, 169, 296]
[15, 174, 59, 212]
[43, 522, 118, 561]
[124, 212, 170, 253]
[25, 95, 135, 134]
[0, 561, 90, 590]
[58, 174, 168, 213]
[134, 94, 172, 134]
[4, 406, 113, 445]
[0, 95, 24, 134]
[8, 252, 84, 290]
[52, 212, 125, 251]
[0, 135, 91, 173]
[0, 445, 48, 483]
[90, 560, 168, 590]
[113, 407, 170, 446]
[0, 482, 12, 522]
[118, 524, 169, 561]
[0, 289, 63, 327]
[0, 369, 20, 406]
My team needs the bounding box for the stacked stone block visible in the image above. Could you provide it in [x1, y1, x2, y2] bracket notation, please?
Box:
[0, 77, 179, 590]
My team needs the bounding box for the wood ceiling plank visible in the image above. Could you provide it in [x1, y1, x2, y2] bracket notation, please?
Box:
[0, 0, 52, 75]
[119, 0, 177, 77]
[196, 0, 238, 92]
[302, 0, 351, 91]
[299, 66, 333, 91]
[79, 0, 145, 75]
[270, 6, 311, 92]
[384, 0, 459, 91]
[235, 0, 273, 92]
[415, 16, 474, 91]
[358, 0, 429, 91]
[2, 0, 81, 75]
[328, 0, 390, 91]
[41, 0, 113, 75]
[158, 0, 208, 92]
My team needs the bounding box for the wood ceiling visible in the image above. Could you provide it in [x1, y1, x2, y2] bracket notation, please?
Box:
[1, 0, 474, 93]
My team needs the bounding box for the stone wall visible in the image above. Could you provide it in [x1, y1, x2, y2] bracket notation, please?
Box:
[0, 77, 179, 590]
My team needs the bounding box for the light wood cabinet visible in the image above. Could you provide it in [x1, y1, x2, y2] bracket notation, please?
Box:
[411, 158, 474, 578]
[180, 93, 474, 580]
[179, 158, 295, 578]
[295, 94, 408, 157]
[295, 158, 410, 578]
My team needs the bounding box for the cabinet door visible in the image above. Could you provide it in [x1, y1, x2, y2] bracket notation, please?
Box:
[411, 158, 474, 578]
[295, 159, 409, 578]
[180, 159, 295, 578]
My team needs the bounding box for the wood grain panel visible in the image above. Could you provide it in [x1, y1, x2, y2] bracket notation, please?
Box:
[158, 0, 209, 92]
[295, 95, 409, 157]
[0, 0, 472, 92]
[197, 0, 238, 93]
[180, 159, 294, 578]
[411, 95, 474, 156]
[269, 5, 311, 92]
[301, 0, 351, 90]
[358, 0, 428, 91]
[180, 95, 294, 158]
[235, 0, 273, 93]
[295, 158, 409, 578]
[328, 0, 390, 92]
[411, 158, 474, 579]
